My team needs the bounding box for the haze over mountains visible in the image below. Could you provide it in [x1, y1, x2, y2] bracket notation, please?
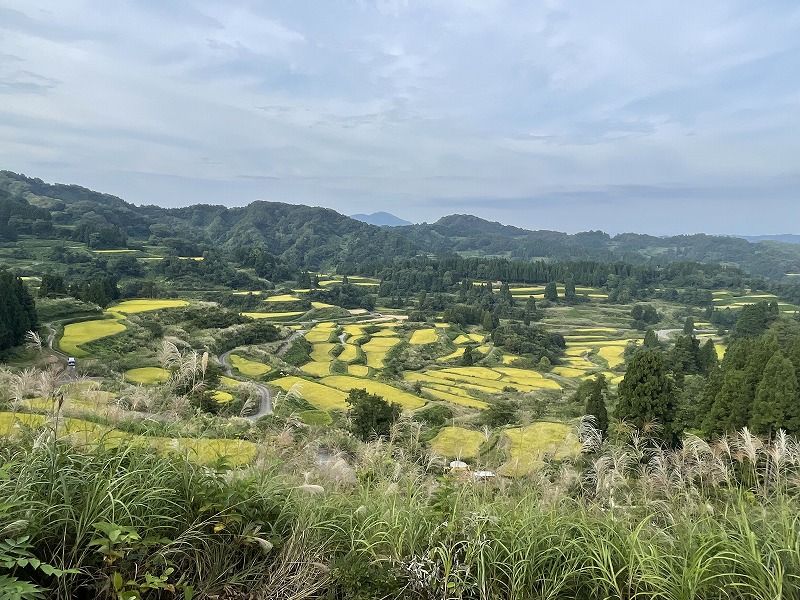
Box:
[2, 170, 800, 280]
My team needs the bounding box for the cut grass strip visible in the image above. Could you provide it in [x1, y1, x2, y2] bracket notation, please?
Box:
[430, 427, 484, 458]
[60, 319, 127, 357]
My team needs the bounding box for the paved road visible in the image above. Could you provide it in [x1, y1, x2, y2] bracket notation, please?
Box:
[218, 350, 273, 419]
[276, 330, 305, 356]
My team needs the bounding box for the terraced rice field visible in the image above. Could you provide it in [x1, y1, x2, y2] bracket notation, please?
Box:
[242, 311, 304, 319]
[111, 299, 189, 313]
[301, 361, 332, 377]
[598, 346, 625, 368]
[437, 347, 465, 362]
[310, 343, 337, 362]
[430, 427, 484, 458]
[263, 294, 301, 303]
[409, 328, 439, 344]
[305, 324, 336, 343]
[712, 290, 800, 313]
[361, 337, 401, 369]
[230, 354, 270, 377]
[212, 391, 234, 403]
[125, 367, 170, 384]
[338, 344, 359, 362]
[60, 318, 127, 356]
[348, 365, 370, 377]
[220, 376, 242, 387]
[498, 421, 580, 476]
[407, 367, 561, 394]
[453, 333, 485, 344]
[421, 388, 488, 409]
[311, 301, 336, 309]
[0, 413, 257, 466]
[271, 376, 349, 410]
[321, 376, 426, 410]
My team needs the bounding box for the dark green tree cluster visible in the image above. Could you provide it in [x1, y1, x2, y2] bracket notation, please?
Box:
[666, 335, 717, 377]
[491, 323, 565, 364]
[630, 304, 660, 330]
[69, 274, 120, 308]
[699, 331, 800, 437]
[38, 273, 67, 298]
[731, 301, 779, 338]
[0, 269, 38, 351]
[308, 283, 374, 310]
[615, 350, 678, 443]
[347, 389, 401, 441]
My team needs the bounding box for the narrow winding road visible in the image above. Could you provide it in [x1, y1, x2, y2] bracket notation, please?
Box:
[218, 350, 273, 419]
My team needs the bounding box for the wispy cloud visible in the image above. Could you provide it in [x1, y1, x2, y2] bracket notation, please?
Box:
[0, 0, 798, 234]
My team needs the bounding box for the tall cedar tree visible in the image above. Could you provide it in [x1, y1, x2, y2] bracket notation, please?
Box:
[749, 352, 800, 436]
[0, 270, 38, 351]
[703, 370, 751, 437]
[347, 388, 401, 441]
[615, 349, 678, 443]
[585, 374, 609, 436]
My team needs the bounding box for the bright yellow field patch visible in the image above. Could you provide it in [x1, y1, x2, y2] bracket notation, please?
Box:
[598, 346, 625, 368]
[565, 346, 594, 356]
[338, 344, 359, 362]
[716, 344, 727, 359]
[243, 311, 304, 319]
[305, 325, 336, 343]
[111, 299, 189, 313]
[498, 422, 580, 476]
[423, 388, 488, 409]
[271, 376, 349, 410]
[453, 334, 472, 345]
[428, 371, 521, 393]
[220, 376, 242, 387]
[430, 427, 484, 458]
[301, 361, 332, 377]
[575, 327, 617, 333]
[125, 367, 170, 384]
[263, 294, 301, 302]
[437, 348, 465, 362]
[310, 343, 337, 362]
[348, 365, 370, 377]
[552, 366, 588, 378]
[92, 249, 137, 253]
[441, 367, 503, 380]
[343, 324, 366, 336]
[362, 337, 400, 368]
[410, 329, 439, 344]
[230, 354, 270, 377]
[501, 353, 523, 364]
[212, 391, 234, 403]
[60, 319, 127, 357]
[311, 301, 336, 309]
[232, 290, 263, 295]
[321, 376, 425, 410]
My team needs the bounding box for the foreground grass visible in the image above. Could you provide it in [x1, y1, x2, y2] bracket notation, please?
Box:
[4, 425, 800, 599]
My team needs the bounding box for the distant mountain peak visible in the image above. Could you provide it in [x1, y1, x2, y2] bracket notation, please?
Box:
[350, 211, 412, 227]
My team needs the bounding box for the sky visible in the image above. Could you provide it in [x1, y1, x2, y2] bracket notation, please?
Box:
[1, 1, 799, 236]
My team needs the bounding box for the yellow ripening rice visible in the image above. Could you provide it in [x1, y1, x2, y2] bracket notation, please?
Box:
[344, 324, 366, 336]
[60, 319, 127, 357]
[598, 346, 625, 368]
[563, 335, 613, 342]
[441, 367, 503, 380]
[423, 388, 488, 409]
[493, 368, 562, 390]
[348, 365, 370, 377]
[301, 361, 332, 377]
[498, 422, 580, 477]
[310, 343, 337, 362]
[716, 344, 727, 359]
[271, 377, 349, 411]
[311, 301, 336, 309]
[434, 322, 450, 328]
[305, 326, 335, 343]
[212, 391, 234, 403]
[437, 370, 534, 393]
[232, 290, 263, 295]
[552, 366, 589, 378]
[220, 376, 242, 387]
[242, 311, 303, 319]
[321, 376, 426, 410]
[111, 299, 189, 313]
[437, 348, 465, 362]
[263, 294, 301, 302]
[430, 427, 485, 458]
[574, 327, 617, 333]
[125, 367, 170, 384]
[565, 346, 594, 356]
[362, 337, 400, 351]
[230, 354, 270, 377]
[410, 329, 438, 344]
[476, 344, 492, 354]
[501, 353, 523, 364]
[318, 279, 340, 286]
[338, 344, 359, 362]
[453, 334, 472, 345]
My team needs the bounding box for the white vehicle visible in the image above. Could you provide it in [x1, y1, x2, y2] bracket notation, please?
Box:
[67, 357, 76, 367]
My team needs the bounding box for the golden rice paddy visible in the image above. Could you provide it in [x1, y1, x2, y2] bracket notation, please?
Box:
[263, 294, 301, 302]
[437, 348, 465, 362]
[321, 376, 426, 410]
[242, 311, 303, 319]
[111, 299, 189, 313]
[347, 365, 370, 377]
[498, 422, 580, 477]
[305, 324, 336, 343]
[125, 367, 170, 384]
[212, 391, 234, 403]
[230, 354, 271, 377]
[598, 346, 625, 368]
[311, 301, 336, 309]
[220, 376, 242, 387]
[409, 328, 439, 344]
[430, 427, 485, 458]
[338, 344, 359, 362]
[310, 343, 337, 362]
[60, 319, 128, 357]
[271, 377, 349, 411]
[301, 361, 332, 377]
[422, 388, 488, 409]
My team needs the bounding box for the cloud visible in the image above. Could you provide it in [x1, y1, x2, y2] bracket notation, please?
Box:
[0, 0, 798, 235]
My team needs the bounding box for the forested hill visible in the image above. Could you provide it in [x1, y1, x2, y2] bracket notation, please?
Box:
[2, 169, 800, 278]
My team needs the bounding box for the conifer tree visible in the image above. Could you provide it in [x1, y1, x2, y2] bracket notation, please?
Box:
[615, 349, 678, 443]
[643, 329, 659, 349]
[703, 370, 750, 436]
[544, 281, 558, 301]
[585, 374, 609, 436]
[749, 352, 800, 437]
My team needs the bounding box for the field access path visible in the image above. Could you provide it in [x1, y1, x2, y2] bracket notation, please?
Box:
[218, 350, 273, 420]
